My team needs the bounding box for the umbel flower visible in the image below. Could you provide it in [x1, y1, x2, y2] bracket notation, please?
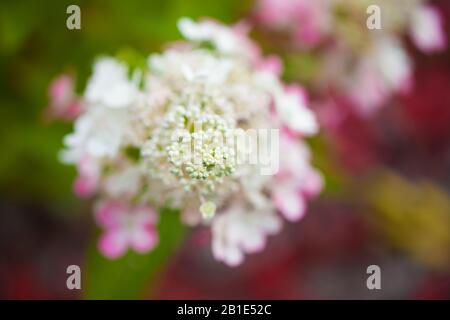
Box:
[60, 18, 322, 266]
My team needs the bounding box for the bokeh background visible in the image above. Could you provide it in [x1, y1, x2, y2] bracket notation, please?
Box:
[0, 0, 449, 299]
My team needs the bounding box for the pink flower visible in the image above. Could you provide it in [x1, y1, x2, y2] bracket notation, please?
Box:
[410, 5, 447, 53]
[73, 154, 100, 198]
[256, 55, 283, 76]
[95, 201, 159, 259]
[292, 0, 330, 47]
[272, 132, 323, 221]
[257, 0, 299, 26]
[46, 74, 82, 120]
[256, 0, 330, 47]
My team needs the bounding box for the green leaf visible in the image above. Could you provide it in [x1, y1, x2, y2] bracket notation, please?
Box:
[83, 207, 185, 299]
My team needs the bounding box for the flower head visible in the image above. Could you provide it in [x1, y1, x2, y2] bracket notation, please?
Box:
[60, 18, 322, 265]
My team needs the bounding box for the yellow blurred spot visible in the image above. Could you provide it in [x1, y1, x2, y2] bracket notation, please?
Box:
[367, 171, 450, 270]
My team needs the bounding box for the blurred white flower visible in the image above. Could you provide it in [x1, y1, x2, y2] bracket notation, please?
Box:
[254, 0, 447, 115]
[212, 204, 282, 266]
[348, 37, 412, 114]
[274, 85, 319, 135]
[178, 17, 258, 61]
[85, 58, 139, 109]
[61, 105, 131, 161]
[60, 18, 322, 264]
[410, 5, 447, 53]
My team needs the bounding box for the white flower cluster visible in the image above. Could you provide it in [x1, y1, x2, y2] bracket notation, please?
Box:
[61, 18, 322, 265]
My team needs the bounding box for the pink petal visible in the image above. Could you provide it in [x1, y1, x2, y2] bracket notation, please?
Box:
[95, 201, 124, 229]
[223, 248, 244, 267]
[294, 21, 322, 47]
[132, 206, 158, 226]
[130, 227, 158, 253]
[273, 183, 306, 222]
[285, 84, 308, 104]
[73, 154, 99, 197]
[73, 174, 97, 198]
[46, 74, 82, 120]
[98, 230, 128, 259]
[241, 230, 266, 253]
[49, 75, 73, 105]
[63, 100, 83, 120]
[257, 0, 299, 25]
[301, 168, 324, 197]
[257, 55, 283, 76]
[213, 241, 243, 267]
